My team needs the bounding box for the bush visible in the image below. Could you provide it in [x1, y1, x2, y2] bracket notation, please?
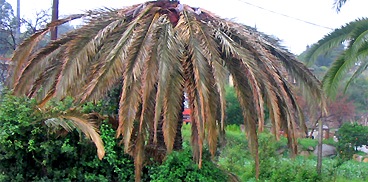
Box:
[335, 160, 368, 181]
[149, 142, 228, 182]
[337, 122, 368, 160]
[0, 94, 136, 181]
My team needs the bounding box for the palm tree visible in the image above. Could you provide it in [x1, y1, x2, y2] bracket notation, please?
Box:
[304, 17, 368, 97]
[7, 1, 324, 181]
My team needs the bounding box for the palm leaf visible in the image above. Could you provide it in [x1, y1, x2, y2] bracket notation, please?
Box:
[7, 13, 87, 89]
[45, 108, 105, 160]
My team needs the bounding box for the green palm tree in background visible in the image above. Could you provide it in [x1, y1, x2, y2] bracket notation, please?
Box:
[7, 1, 325, 181]
[305, 0, 367, 97]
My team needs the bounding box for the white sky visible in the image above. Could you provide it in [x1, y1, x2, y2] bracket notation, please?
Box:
[7, 0, 368, 55]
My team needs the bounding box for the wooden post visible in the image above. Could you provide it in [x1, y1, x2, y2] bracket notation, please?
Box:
[51, 0, 59, 40]
[16, 0, 20, 44]
[317, 120, 323, 175]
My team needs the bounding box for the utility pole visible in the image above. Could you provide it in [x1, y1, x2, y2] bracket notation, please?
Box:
[51, 0, 59, 40]
[317, 120, 323, 175]
[16, 0, 20, 44]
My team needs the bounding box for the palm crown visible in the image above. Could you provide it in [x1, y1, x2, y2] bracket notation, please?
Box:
[7, 1, 324, 180]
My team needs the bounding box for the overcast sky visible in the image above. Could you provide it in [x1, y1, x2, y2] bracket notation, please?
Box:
[7, 0, 368, 54]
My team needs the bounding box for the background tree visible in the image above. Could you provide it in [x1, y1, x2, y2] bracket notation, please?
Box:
[346, 77, 368, 125]
[0, 0, 16, 56]
[304, 17, 368, 98]
[337, 122, 368, 159]
[7, 1, 325, 181]
[295, 90, 355, 128]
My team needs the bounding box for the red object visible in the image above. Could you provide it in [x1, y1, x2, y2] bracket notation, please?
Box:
[183, 94, 191, 123]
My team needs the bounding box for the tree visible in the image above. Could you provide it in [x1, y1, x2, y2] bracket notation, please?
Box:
[0, 0, 16, 56]
[346, 77, 368, 125]
[305, 17, 368, 98]
[296, 92, 355, 128]
[325, 93, 355, 127]
[6, 1, 325, 181]
[337, 122, 368, 159]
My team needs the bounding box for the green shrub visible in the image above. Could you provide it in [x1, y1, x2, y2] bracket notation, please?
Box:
[0, 94, 136, 181]
[335, 160, 368, 181]
[267, 158, 321, 182]
[337, 122, 368, 160]
[226, 124, 242, 132]
[149, 142, 228, 182]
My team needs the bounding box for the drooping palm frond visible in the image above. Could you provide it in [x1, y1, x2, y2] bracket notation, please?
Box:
[305, 18, 368, 98]
[8, 1, 325, 181]
[43, 108, 105, 159]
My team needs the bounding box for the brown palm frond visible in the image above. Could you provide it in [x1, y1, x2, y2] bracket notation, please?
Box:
[55, 19, 127, 101]
[44, 108, 105, 160]
[81, 6, 154, 102]
[189, 20, 222, 156]
[7, 13, 87, 89]
[117, 5, 159, 152]
[13, 37, 71, 96]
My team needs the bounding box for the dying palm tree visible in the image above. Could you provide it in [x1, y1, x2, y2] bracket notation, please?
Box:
[7, 1, 325, 181]
[305, 17, 368, 97]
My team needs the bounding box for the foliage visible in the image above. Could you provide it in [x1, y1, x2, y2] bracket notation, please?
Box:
[0, 94, 137, 181]
[325, 93, 355, 126]
[225, 86, 243, 125]
[335, 160, 368, 181]
[265, 157, 321, 182]
[218, 129, 250, 176]
[149, 142, 228, 182]
[346, 77, 368, 113]
[295, 89, 355, 128]
[217, 128, 368, 182]
[336, 122, 368, 160]
[218, 131, 324, 182]
[0, 0, 51, 57]
[257, 132, 285, 179]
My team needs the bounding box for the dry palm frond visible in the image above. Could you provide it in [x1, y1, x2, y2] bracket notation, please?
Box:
[8, 1, 325, 181]
[44, 108, 105, 159]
